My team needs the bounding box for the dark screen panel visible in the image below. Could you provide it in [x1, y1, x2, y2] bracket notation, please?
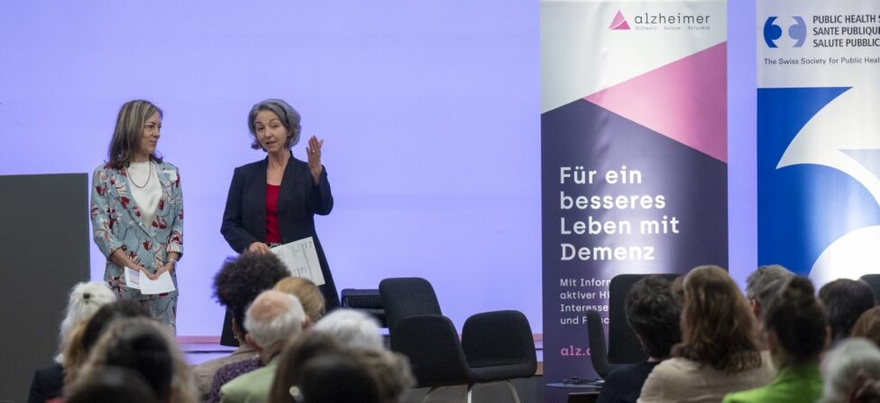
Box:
[0, 173, 90, 402]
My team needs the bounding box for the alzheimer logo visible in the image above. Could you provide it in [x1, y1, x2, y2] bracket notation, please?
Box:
[610, 10, 630, 30]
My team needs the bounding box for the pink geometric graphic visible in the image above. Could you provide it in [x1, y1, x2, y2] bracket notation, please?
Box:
[609, 10, 630, 30]
[585, 42, 728, 162]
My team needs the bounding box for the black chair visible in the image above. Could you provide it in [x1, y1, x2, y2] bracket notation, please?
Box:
[586, 273, 679, 378]
[379, 277, 537, 402]
[860, 274, 880, 305]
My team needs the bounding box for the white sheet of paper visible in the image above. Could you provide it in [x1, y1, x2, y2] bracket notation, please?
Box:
[271, 237, 325, 286]
[140, 271, 176, 295]
[123, 267, 176, 294]
[124, 266, 141, 289]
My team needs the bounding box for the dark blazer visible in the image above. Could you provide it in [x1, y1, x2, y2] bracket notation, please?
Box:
[221, 155, 339, 308]
[28, 362, 63, 403]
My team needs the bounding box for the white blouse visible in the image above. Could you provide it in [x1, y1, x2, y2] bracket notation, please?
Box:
[127, 161, 162, 225]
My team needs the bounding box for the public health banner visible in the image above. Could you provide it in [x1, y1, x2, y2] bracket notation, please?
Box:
[757, 1, 880, 285]
[540, 0, 727, 394]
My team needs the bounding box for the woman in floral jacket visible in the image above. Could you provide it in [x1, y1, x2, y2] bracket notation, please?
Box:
[90, 100, 183, 329]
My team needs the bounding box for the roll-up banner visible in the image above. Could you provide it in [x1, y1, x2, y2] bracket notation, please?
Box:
[757, 1, 880, 285]
[540, 0, 728, 396]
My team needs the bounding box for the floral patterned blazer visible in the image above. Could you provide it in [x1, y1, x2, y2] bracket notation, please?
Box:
[90, 161, 184, 300]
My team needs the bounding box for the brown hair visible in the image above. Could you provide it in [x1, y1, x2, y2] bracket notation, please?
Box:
[852, 306, 880, 348]
[269, 332, 344, 403]
[274, 277, 325, 322]
[764, 276, 827, 367]
[107, 100, 163, 169]
[62, 322, 89, 384]
[672, 265, 762, 373]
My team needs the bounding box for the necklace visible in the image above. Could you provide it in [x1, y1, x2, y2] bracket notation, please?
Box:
[128, 161, 153, 189]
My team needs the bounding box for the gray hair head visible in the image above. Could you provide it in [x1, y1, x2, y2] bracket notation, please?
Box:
[820, 338, 880, 403]
[247, 99, 301, 150]
[57, 282, 117, 363]
[313, 309, 383, 350]
[745, 264, 795, 315]
[244, 290, 306, 349]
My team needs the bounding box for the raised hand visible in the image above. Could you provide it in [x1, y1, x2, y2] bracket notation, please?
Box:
[306, 135, 324, 184]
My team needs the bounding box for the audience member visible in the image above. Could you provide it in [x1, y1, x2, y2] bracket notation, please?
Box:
[291, 353, 381, 403]
[347, 347, 414, 403]
[724, 276, 828, 402]
[820, 338, 880, 403]
[65, 366, 159, 403]
[819, 279, 876, 343]
[745, 265, 794, 320]
[208, 274, 324, 403]
[269, 333, 346, 403]
[62, 300, 149, 387]
[76, 317, 199, 403]
[193, 253, 289, 397]
[312, 309, 384, 350]
[639, 265, 775, 402]
[853, 307, 880, 348]
[597, 275, 682, 403]
[219, 290, 306, 403]
[274, 276, 325, 323]
[269, 332, 414, 403]
[28, 281, 116, 403]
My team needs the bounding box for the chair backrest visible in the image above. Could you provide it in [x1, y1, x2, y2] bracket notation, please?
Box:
[461, 310, 537, 376]
[585, 309, 618, 378]
[391, 315, 472, 388]
[379, 277, 442, 336]
[606, 273, 680, 364]
[860, 274, 880, 305]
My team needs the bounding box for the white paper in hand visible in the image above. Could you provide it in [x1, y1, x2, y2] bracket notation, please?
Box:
[122, 267, 176, 294]
[271, 237, 326, 286]
[140, 271, 176, 295]
[124, 266, 141, 290]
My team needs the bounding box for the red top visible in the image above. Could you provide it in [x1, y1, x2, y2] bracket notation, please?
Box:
[265, 184, 281, 243]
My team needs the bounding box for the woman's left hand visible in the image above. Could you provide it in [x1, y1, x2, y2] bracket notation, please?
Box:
[148, 261, 175, 280]
[306, 135, 324, 185]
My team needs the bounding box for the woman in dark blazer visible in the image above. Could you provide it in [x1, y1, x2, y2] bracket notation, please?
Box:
[221, 99, 340, 309]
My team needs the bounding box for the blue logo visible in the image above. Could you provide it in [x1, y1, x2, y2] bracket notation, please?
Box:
[764, 16, 807, 48]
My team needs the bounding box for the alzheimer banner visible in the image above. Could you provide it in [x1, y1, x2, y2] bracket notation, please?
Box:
[540, 0, 727, 390]
[757, 1, 880, 285]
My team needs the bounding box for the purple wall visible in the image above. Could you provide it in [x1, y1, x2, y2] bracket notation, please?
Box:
[0, 1, 755, 336]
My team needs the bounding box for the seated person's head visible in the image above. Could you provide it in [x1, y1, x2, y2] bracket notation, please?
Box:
[348, 348, 415, 403]
[245, 290, 306, 357]
[213, 253, 290, 340]
[821, 338, 880, 403]
[762, 276, 828, 368]
[292, 354, 381, 403]
[745, 264, 794, 319]
[271, 331, 414, 403]
[270, 331, 345, 403]
[674, 265, 762, 372]
[63, 300, 148, 383]
[625, 275, 682, 360]
[852, 307, 880, 348]
[65, 366, 158, 403]
[79, 317, 196, 402]
[312, 309, 383, 350]
[274, 276, 326, 325]
[57, 282, 116, 361]
[819, 279, 876, 342]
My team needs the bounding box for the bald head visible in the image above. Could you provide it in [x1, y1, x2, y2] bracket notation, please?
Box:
[244, 290, 306, 349]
